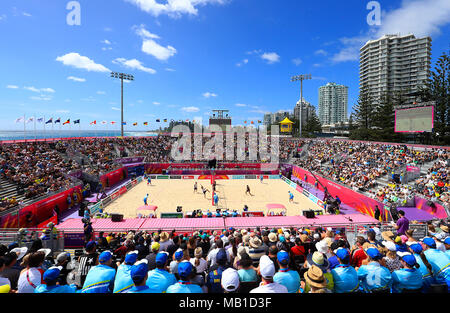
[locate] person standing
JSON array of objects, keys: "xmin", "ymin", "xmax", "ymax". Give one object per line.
[
  {"xmin": 394, "ymin": 210, "xmax": 409, "ymax": 236},
  {"xmin": 143, "ymin": 194, "xmax": 149, "ymax": 206}
]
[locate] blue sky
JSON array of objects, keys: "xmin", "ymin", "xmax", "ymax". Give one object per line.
[{"xmin": 1, "ymin": 0, "xmax": 450, "ymax": 131}]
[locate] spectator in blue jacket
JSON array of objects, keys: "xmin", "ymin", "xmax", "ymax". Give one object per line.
[
  {"xmin": 421, "ymin": 237, "xmax": 450, "ymax": 292},
  {"xmin": 35, "ymin": 267, "xmax": 77, "ymax": 293},
  {"xmin": 146, "ymin": 252, "xmax": 177, "ymax": 293},
  {"xmin": 273, "ymin": 250, "xmax": 301, "ymax": 293},
  {"xmin": 331, "ymin": 248, "xmax": 359, "ymax": 293},
  {"xmin": 391, "ymin": 252, "xmax": 423, "ymax": 293},
  {"xmin": 113, "ymin": 251, "xmax": 138, "ymax": 293},
  {"xmin": 357, "ymin": 247, "xmax": 392, "ymax": 293},
  {"xmin": 166, "ymin": 261, "xmax": 203, "ymax": 293},
  {"xmin": 128, "ymin": 260, "xmax": 154, "ymax": 293},
  {"xmin": 81, "ymin": 251, "xmax": 116, "ymax": 293}
]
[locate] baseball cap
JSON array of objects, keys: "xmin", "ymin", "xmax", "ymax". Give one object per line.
[
  {"xmin": 444, "ymin": 237, "xmax": 450, "ymax": 245},
  {"xmin": 277, "ymin": 250, "xmax": 289, "ymax": 265},
  {"xmin": 56, "ymin": 252, "xmax": 70, "ymax": 263},
  {"xmin": 365, "ymin": 247, "xmax": 381, "ymax": 260},
  {"xmin": 174, "ymin": 248, "xmax": 184, "ymax": 260},
  {"xmin": 130, "ymin": 259, "xmax": 148, "ymax": 282},
  {"xmin": 124, "ymin": 251, "xmax": 138, "ymax": 265},
  {"xmin": 43, "ymin": 266, "xmax": 63, "ymax": 283},
  {"xmin": 216, "ymin": 249, "xmax": 227, "ymax": 263},
  {"xmin": 334, "ymin": 247, "xmax": 349, "ymax": 260},
  {"xmin": 408, "ymin": 242, "xmax": 423, "ymax": 254},
  {"xmin": 397, "ymin": 252, "xmax": 417, "ymax": 267},
  {"xmin": 178, "ymin": 261, "xmax": 193, "ymax": 277},
  {"xmin": 259, "ymin": 255, "xmax": 275, "ymax": 279},
  {"xmin": 382, "ymin": 240, "xmax": 397, "ymax": 252},
  {"xmin": 155, "ymin": 252, "xmax": 169, "ymax": 266},
  {"xmin": 99, "ymin": 251, "xmax": 112, "ymax": 263},
  {"xmin": 151, "ymin": 242, "xmax": 160, "ymax": 251},
  {"xmin": 85, "ymin": 240, "xmax": 97, "ymax": 250},
  {"xmin": 221, "ymin": 268, "xmax": 240, "ymax": 292},
  {"xmin": 422, "ymin": 237, "xmax": 436, "ymax": 248}
]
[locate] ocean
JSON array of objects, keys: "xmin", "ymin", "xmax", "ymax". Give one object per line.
[{"xmin": 0, "ymin": 130, "xmax": 159, "ymax": 141}]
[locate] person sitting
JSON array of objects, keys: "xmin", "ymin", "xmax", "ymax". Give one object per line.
[
  {"xmin": 127, "ymin": 260, "xmax": 154, "ymax": 293},
  {"xmin": 34, "ymin": 267, "xmax": 77, "ymax": 293},
  {"xmin": 81, "ymin": 251, "xmax": 116, "ymax": 293},
  {"xmin": 331, "ymin": 248, "xmax": 359, "ymax": 293},
  {"xmin": 391, "ymin": 252, "xmax": 423, "ymax": 293},
  {"xmin": 357, "ymin": 247, "xmax": 392, "ymax": 293},
  {"xmin": 166, "ymin": 261, "xmax": 203, "ymax": 293},
  {"xmin": 146, "ymin": 252, "xmax": 177, "ymax": 293}
]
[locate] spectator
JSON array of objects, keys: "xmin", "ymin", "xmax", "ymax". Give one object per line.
[
  {"xmin": 0, "ymin": 252, "xmax": 19, "ymax": 291},
  {"xmin": 303, "ymin": 265, "xmax": 331, "ymax": 293},
  {"xmin": 146, "ymin": 252, "xmax": 177, "ymax": 293},
  {"xmin": 394, "ymin": 210, "xmax": 409, "ymax": 236},
  {"xmin": 237, "ymin": 253, "xmax": 258, "ymax": 284},
  {"xmin": 221, "ymin": 268, "xmax": 240, "ymax": 293},
  {"xmin": 17, "ymin": 251, "xmax": 45, "ymax": 293},
  {"xmin": 421, "ymin": 237, "xmax": 450, "ymax": 291},
  {"xmin": 159, "ymin": 232, "xmax": 172, "ymax": 252},
  {"xmin": 78, "ymin": 241, "xmax": 98, "ymax": 286},
  {"xmin": 273, "ymin": 250, "xmax": 301, "ymax": 293},
  {"xmin": 113, "ymin": 251, "xmax": 138, "ymax": 293},
  {"xmin": 170, "ymin": 248, "xmax": 184, "ymax": 280},
  {"xmin": 128, "ymin": 260, "xmax": 153, "ymax": 293},
  {"xmin": 350, "ymin": 236, "xmax": 367, "ymax": 269},
  {"xmin": 382, "ymin": 240, "xmax": 402, "ymax": 272},
  {"xmin": 34, "ymin": 266, "xmax": 77, "ymax": 293},
  {"xmin": 357, "ymin": 247, "xmax": 392, "ymax": 293},
  {"xmin": 250, "ymin": 255, "xmax": 288, "ymax": 293},
  {"xmin": 55, "ymin": 252, "xmax": 72, "ymax": 286},
  {"xmin": 206, "ymin": 249, "xmax": 228, "ymax": 293},
  {"xmin": 81, "ymin": 251, "xmax": 116, "ymax": 293},
  {"xmin": 190, "ymin": 247, "xmax": 207, "ymax": 282},
  {"xmin": 166, "ymin": 261, "xmax": 203, "ymax": 293},
  {"xmin": 248, "ymin": 237, "xmax": 265, "ymax": 267},
  {"xmin": 391, "ymin": 252, "xmax": 423, "ymax": 293},
  {"xmin": 145, "ymin": 242, "xmax": 160, "ymax": 271},
  {"xmin": 330, "ymin": 248, "xmax": 359, "ymax": 293},
  {"xmin": 406, "ymin": 242, "xmax": 436, "ymax": 293}
]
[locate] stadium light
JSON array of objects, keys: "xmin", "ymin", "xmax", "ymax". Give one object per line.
[
  {"xmin": 111, "ymin": 72, "xmax": 135, "ymax": 137},
  {"xmin": 291, "ymin": 74, "xmax": 311, "ymax": 138}
]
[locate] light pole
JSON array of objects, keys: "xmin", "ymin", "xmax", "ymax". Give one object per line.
[
  {"xmin": 111, "ymin": 72, "xmax": 134, "ymax": 137},
  {"xmin": 291, "ymin": 74, "xmax": 311, "ymax": 138}
]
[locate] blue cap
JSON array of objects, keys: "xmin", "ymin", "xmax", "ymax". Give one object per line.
[
  {"xmin": 400, "ymin": 253, "xmax": 417, "ymax": 267},
  {"xmin": 279, "ymin": 235, "xmax": 285, "ymax": 242},
  {"xmin": 409, "ymin": 243, "xmax": 423, "ymax": 254},
  {"xmin": 216, "ymin": 249, "xmax": 227, "ymax": 262},
  {"xmin": 174, "ymin": 249, "xmax": 184, "ymax": 260},
  {"xmin": 85, "ymin": 240, "xmax": 97, "ymax": 250},
  {"xmin": 130, "ymin": 260, "xmax": 148, "ymax": 281},
  {"xmin": 99, "ymin": 251, "xmax": 112, "ymax": 263},
  {"xmin": 422, "ymin": 237, "xmax": 436, "ymax": 248},
  {"xmin": 178, "ymin": 261, "xmax": 193, "ymax": 277},
  {"xmin": 277, "ymin": 250, "xmax": 289, "ymax": 265},
  {"xmin": 124, "ymin": 251, "xmax": 138, "ymax": 265},
  {"xmin": 335, "ymin": 230, "xmax": 341, "ymax": 235},
  {"xmin": 365, "ymin": 247, "xmax": 381, "ymax": 260},
  {"xmin": 335, "ymin": 248, "xmax": 349, "ymax": 260},
  {"xmin": 445, "ymin": 237, "xmax": 450, "ymax": 245},
  {"xmin": 155, "ymin": 252, "xmax": 168, "ymax": 266},
  {"xmin": 43, "ymin": 266, "xmax": 62, "ymax": 282}
]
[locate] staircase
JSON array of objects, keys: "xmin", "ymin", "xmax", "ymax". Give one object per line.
[{"xmin": 0, "ymin": 178, "xmax": 27, "ymax": 204}]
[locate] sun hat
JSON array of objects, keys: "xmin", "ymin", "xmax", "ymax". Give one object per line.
[
  {"xmin": 124, "ymin": 251, "xmax": 139, "ymax": 265},
  {"xmin": 300, "ymin": 234, "xmax": 309, "ymax": 243},
  {"xmin": 249, "ymin": 237, "xmax": 262, "ymax": 249},
  {"xmin": 381, "ymin": 231, "xmax": 395, "ymax": 242},
  {"xmin": 397, "ymin": 252, "xmax": 417, "ymax": 267},
  {"xmin": 304, "ymin": 265, "xmax": 327, "ymax": 288},
  {"xmin": 56, "ymin": 252, "xmax": 70, "ymax": 264},
  {"xmin": 98, "ymin": 251, "xmax": 112, "ymax": 263},
  {"xmin": 365, "ymin": 247, "xmax": 382, "ymax": 260},
  {"xmin": 315, "ymin": 240, "xmax": 329, "ymax": 255},
  {"xmin": 277, "ymin": 250, "xmax": 289, "ymax": 265},
  {"xmin": 221, "ymin": 268, "xmax": 240, "ymax": 292},
  {"xmin": 37, "ymin": 248, "xmax": 51, "ymax": 258},
  {"xmin": 194, "ymin": 247, "xmax": 203, "ymax": 258},
  {"xmin": 259, "ymin": 255, "xmax": 275, "ymax": 279},
  {"xmin": 241, "ymin": 229, "xmax": 248, "ymax": 236},
  {"xmin": 178, "ymin": 261, "xmax": 193, "ymax": 277},
  {"xmin": 160, "ymin": 232, "xmax": 169, "ymax": 242},
  {"xmin": 43, "ymin": 266, "xmax": 63, "ymax": 283},
  {"xmin": 382, "ymin": 240, "xmax": 397, "ymax": 252},
  {"xmin": 440, "ymin": 225, "xmax": 449, "ymax": 233},
  {"xmin": 174, "ymin": 248, "xmax": 184, "ymax": 261},
  {"xmin": 306, "ymin": 251, "xmax": 329, "ymax": 271},
  {"xmin": 334, "ymin": 248, "xmax": 349, "ymax": 260},
  {"xmin": 422, "ymin": 237, "xmax": 436, "ymax": 248},
  {"xmin": 151, "ymin": 242, "xmax": 160, "ymax": 251},
  {"xmin": 242, "ymin": 234, "xmax": 250, "ymax": 244},
  {"xmin": 155, "ymin": 252, "xmax": 169, "ymax": 266},
  {"xmin": 10, "ymin": 247, "xmax": 28, "ymax": 260},
  {"xmin": 268, "ymin": 233, "xmax": 278, "ymax": 243},
  {"xmin": 130, "ymin": 259, "xmax": 148, "ymax": 281},
  {"xmin": 313, "ymin": 233, "xmax": 320, "ymax": 240}
]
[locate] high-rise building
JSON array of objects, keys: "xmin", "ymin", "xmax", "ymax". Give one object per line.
[
  {"xmin": 359, "ymin": 34, "xmax": 431, "ymax": 105},
  {"xmin": 294, "ymin": 97, "xmax": 316, "ymax": 126},
  {"xmin": 318, "ymin": 82, "xmax": 348, "ymax": 125}
]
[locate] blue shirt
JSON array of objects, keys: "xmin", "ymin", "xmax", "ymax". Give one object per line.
[
  {"xmin": 166, "ymin": 281, "xmax": 204, "ymax": 293},
  {"xmin": 331, "ymin": 264, "xmax": 359, "ymax": 293},
  {"xmin": 357, "ymin": 262, "xmax": 392, "ymax": 292},
  {"xmin": 206, "ymin": 266, "xmax": 226, "ymax": 293},
  {"xmin": 146, "ymin": 268, "xmax": 177, "ymax": 293},
  {"xmin": 81, "ymin": 264, "xmax": 116, "ymax": 293},
  {"xmin": 273, "ymin": 268, "xmax": 301, "ymax": 293},
  {"xmin": 328, "ymin": 255, "xmax": 339, "ymax": 270},
  {"xmin": 113, "ymin": 264, "xmax": 134, "ymax": 293},
  {"xmin": 423, "ymin": 248, "xmax": 450, "ymax": 289},
  {"xmin": 237, "ymin": 269, "xmax": 258, "ymax": 282},
  {"xmin": 35, "ymin": 284, "xmax": 78, "ymax": 293},
  {"xmin": 128, "ymin": 285, "xmax": 156, "ymax": 293},
  {"xmin": 391, "ymin": 268, "xmax": 423, "ymax": 293},
  {"xmin": 414, "ymin": 253, "xmax": 437, "ymax": 293}
]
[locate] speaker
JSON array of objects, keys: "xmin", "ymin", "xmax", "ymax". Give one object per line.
[
  {"xmin": 78, "ymin": 208, "xmax": 84, "ymax": 217},
  {"xmin": 303, "ymin": 210, "xmax": 315, "ymax": 219},
  {"xmin": 111, "ymin": 213, "xmax": 123, "ymax": 222},
  {"xmin": 176, "ymin": 206, "xmax": 182, "ymax": 212}
]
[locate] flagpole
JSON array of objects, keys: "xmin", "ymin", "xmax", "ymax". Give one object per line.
[
  {"xmin": 23, "ymin": 113, "xmax": 26, "ymax": 142},
  {"xmin": 43, "ymin": 115, "xmax": 46, "ymax": 141},
  {"xmin": 34, "ymin": 115, "xmax": 36, "ymax": 141}
]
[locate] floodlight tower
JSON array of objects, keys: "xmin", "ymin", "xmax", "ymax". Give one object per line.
[
  {"xmin": 291, "ymin": 74, "xmax": 311, "ymax": 138},
  {"xmin": 111, "ymin": 72, "xmax": 134, "ymax": 137}
]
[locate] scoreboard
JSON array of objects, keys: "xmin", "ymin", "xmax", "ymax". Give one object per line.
[{"xmin": 394, "ymin": 106, "xmax": 434, "ymax": 133}]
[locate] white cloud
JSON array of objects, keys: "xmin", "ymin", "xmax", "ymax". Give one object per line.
[
  {"xmin": 236, "ymin": 59, "xmax": 249, "ymax": 67},
  {"xmin": 111, "ymin": 107, "xmax": 121, "ymax": 111},
  {"xmin": 142, "ymin": 39, "xmax": 177, "ymax": 61},
  {"xmin": 202, "ymin": 92, "xmax": 217, "ymax": 98},
  {"xmin": 67, "ymin": 76, "xmax": 86, "ymax": 82},
  {"xmin": 125, "ymin": 0, "xmax": 228, "ymax": 18},
  {"xmin": 40, "ymin": 88, "xmax": 55, "ymax": 93},
  {"xmin": 261, "ymin": 52, "xmax": 280, "ymax": 64},
  {"xmin": 153, "ymin": 101, "xmax": 161, "ymax": 105},
  {"xmin": 165, "ymin": 68, "xmax": 176, "ymax": 72},
  {"xmin": 101, "ymin": 39, "xmax": 112, "ymax": 45},
  {"xmin": 133, "ymin": 24, "xmax": 160, "ymax": 39},
  {"xmin": 24, "ymin": 86, "xmax": 40, "ymax": 93},
  {"xmin": 102, "ymin": 47, "xmax": 113, "ymax": 51},
  {"xmin": 23, "ymin": 12, "xmax": 32, "ymax": 17},
  {"xmin": 292, "ymin": 58, "xmax": 302, "ymax": 66},
  {"xmin": 6, "ymin": 85, "xmax": 19, "ymax": 89},
  {"xmin": 331, "ymin": 0, "xmax": 450, "ymax": 63},
  {"xmin": 97, "ymin": 91, "xmax": 106, "ymax": 95},
  {"xmin": 181, "ymin": 106, "xmax": 200, "ymax": 112},
  {"xmin": 30, "ymin": 95, "xmax": 52, "ymax": 101},
  {"xmin": 315, "ymin": 49, "xmax": 327, "ymax": 56},
  {"xmin": 235, "ymin": 103, "xmax": 247, "ymax": 107},
  {"xmin": 113, "ymin": 58, "xmax": 157, "ymax": 74},
  {"xmin": 24, "ymin": 86, "xmax": 55, "ymax": 93},
  {"xmin": 56, "ymin": 52, "xmax": 110, "ymax": 72}
]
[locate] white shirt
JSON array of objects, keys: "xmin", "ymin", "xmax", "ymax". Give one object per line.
[
  {"xmin": 250, "ymin": 282, "xmax": 289, "ymax": 293},
  {"xmin": 17, "ymin": 268, "xmax": 44, "ymax": 293},
  {"xmin": 189, "ymin": 258, "xmax": 208, "ymax": 273}
]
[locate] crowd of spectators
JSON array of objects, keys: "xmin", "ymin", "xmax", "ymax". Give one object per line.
[{"xmin": 1, "ymin": 217, "xmax": 449, "ymax": 294}]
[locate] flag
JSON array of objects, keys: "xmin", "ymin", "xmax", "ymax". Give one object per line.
[
  {"xmin": 143, "ymin": 122, "xmax": 148, "ymax": 126},
  {"xmin": 37, "ymin": 117, "xmax": 44, "ymax": 123},
  {"xmin": 163, "ymin": 119, "xmax": 167, "ymax": 122},
  {"xmin": 244, "ymin": 121, "xmax": 247, "ymax": 124},
  {"xmin": 251, "ymin": 121, "xmax": 254, "ymax": 124},
  {"xmin": 258, "ymin": 120, "xmax": 262, "ymax": 123},
  {"xmin": 26, "ymin": 117, "xmax": 34, "ymax": 124},
  {"xmin": 156, "ymin": 119, "xmax": 160, "ymax": 122},
  {"xmin": 45, "ymin": 118, "xmax": 53, "ymax": 124},
  {"xmin": 74, "ymin": 119, "xmax": 80, "ymax": 124},
  {"xmin": 122, "ymin": 122, "xmax": 127, "ymax": 125},
  {"xmin": 111, "ymin": 121, "xmax": 116, "ymax": 125},
  {"xmin": 133, "ymin": 122, "xmax": 137, "ymax": 126},
  {"xmin": 90, "ymin": 120, "xmax": 97, "ymax": 125},
  {"xmin": 101, "ymin": 121, "xmax": 107, "ymax": 125},
  {"xmin": 63, "ymin": 119, "xmax": 70, "ymax": 125},
  {"xmin": 186, "ymin": 119, "xmax": 189, "ymax": 122},
  {"xmin": 55, "ymin": 118, "xmax": 61, "ymax": 124},
  {"xmin": 15, "ymin": 116, "xmax": 24, "ymax": 123}
]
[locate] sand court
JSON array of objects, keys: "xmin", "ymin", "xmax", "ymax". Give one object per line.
[{"xmin": 103, "ymin": 178, "xmax": 324, "ymax": 218}]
